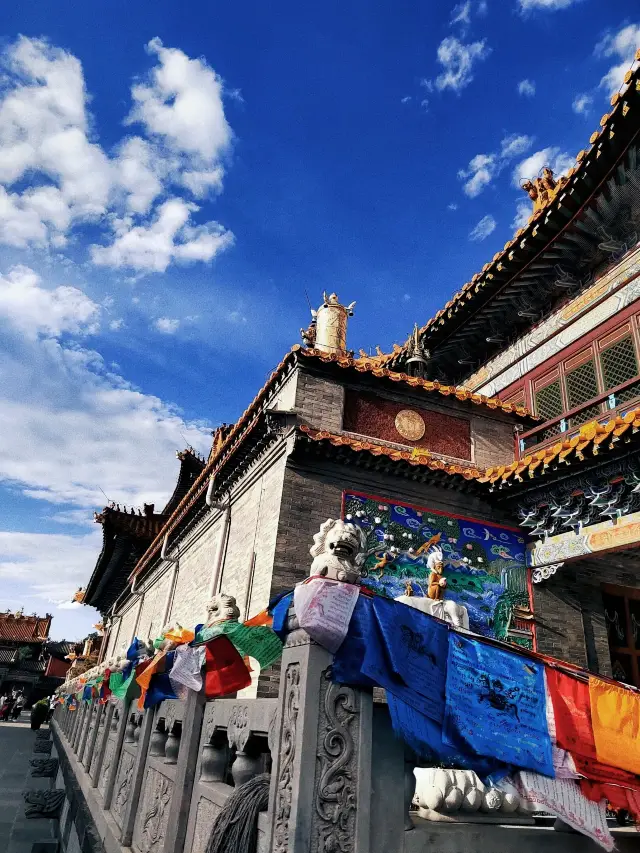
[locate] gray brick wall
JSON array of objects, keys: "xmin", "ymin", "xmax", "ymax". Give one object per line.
[
  {"xmin": 294, "ymin": 370, "xmax": 345, "ymax": 432},
  {"xmin": 532, "ymin": 554, "xmax": 640, "ymax": 674}
]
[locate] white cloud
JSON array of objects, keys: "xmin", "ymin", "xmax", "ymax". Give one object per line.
[
  {"xmin": 500, "ymin": 133, "xmax": 534, "ymax": 158},
  {"xmin": 434, "ymin": 37, "xmax": 491, "ymax": 93},
  {"xmin": 0, "ymin": 265, "xmax": 100, "ymax": 339},
  {"xmin": 0, "ymin": 264, "xmax": 212, "ymax": 630},
  {"xmin": 155, "ymin": 316, "xmax": 180, "ymax": 334},
  {"xmin": 572, "ymin": 93, "xmax": 593, "ymax": 115},
  {"xmin": 458, "ymin": 133, "xmax": 533, "ymax": 197},
  {"xmin": 469, "ymin": 214, "xmax": 496, "ymax": 241},
  {"xmin": 448, "ymin": 202, "xmax": 458, "ymax": 211},
  {"xmin": 459, "ymin": 153, "xmax": 496, "ymax": 197},
  {"xmin": 518, "ymin": 0, "xmax": 581, "ymax": 9},
  {"xmin": 517, "ymin": 79, "xmax": 536, "ymax": 97},
  {"xmin": 478, "ymin": 1, "xmax": 488, "ymax": 14},
  {"xmin": 450, "ymin": 2, "xmax": 472, "ymax": 26},
  {"xmin": 127, "ymin": 37, "xmax": 232, "ymax": 166},
  {"xmin": 109, "ymin": 318, "xmax": 124, "ymax": 331},
  {"xmin": 0, "ymin": 36, "xmax": 235, "ymax": 274},
  {"xmin": 0, "ymin": 266, "xmax": 210, "ymax": 510},
  {"xmin": 512, "ymin": 200, "xmax": 532, "ymax": 229},
  {"xmin": 400, "ymin": 95, "xmax": 412, "ymax": 104},
  {"xmin": 596, "ymin": 24, "xmax": 640, "ymax": 96},
  {"xmin": 90, "ymin": 198, "xmax": 233, "ymax": 272},
  {"xmin": 512, "ymin": 146, "xmax": 574, "ymax": 187}
]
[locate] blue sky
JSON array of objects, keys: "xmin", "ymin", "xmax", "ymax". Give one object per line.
[{"xmin": 0, "ymin": 0, "xmax": 637, "ymax": 640}]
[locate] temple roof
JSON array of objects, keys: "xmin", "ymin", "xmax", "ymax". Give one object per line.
[
  {"xmin": 83, "ymin": 448, "xmax": 206, "ymax": 613},
  {"xmin": 162, "ymin": 448, "xmax": 206, "ymax": 517},
  {"xmin": 0, "ymin": 612, "xmax": 51, "ymax": 643},
  {"xmin": 381, "ymin": 57, "xmax": 640, "ymax": 383}
]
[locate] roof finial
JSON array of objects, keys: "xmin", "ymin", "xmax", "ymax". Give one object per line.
[
  {"xmin": 405, "ymin": 323, "xmax": 430, "ymax": 379},
  {"xmin": 310, "ymin": 292, "xmax": 355, "ymax": 355},
  {"xmin": 521, "ymin": 166, "xmax": 567, "ymax": 221}
]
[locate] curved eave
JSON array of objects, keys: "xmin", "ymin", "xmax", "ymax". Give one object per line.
[{"xmin": 387, "ymin": 64, "xmax": 640, "ymax": 379}]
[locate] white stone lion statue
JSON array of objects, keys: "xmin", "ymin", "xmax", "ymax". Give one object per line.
[
  {"xmin": 204, "ymin": 593, "xmax": 241, "ymax": 627},
  {"xmin": 394, "ymin": 592, "xmax": 470, "ymax": 630},
  {"xmin": 310, "ymin": 519, "xmax": 368, "ymax": 584}
]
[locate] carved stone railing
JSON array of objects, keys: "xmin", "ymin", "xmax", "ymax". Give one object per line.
[{"xmin": 183, "ymin": 697, "xmax": 277, "ymax": 853}]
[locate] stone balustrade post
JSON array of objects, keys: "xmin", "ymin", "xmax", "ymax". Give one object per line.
[
  {"xmin": 267, "ymin": 624, "xmax": 373, "ymax": 853},
  {"xmin": 119, "ymin": 709, "xmax": 155, "ymax": 847},
  {"xmin": 91, "ymin": 702, "xmax": 114, "ymax": 787},
  {"xmin": 161, "ymin": 688, "xmax": 207, "ymax": 853},
  {"xmin": 102, "ymin": 698, "xmax": 133, "ymax": 810},
  {"xmin": 83, "ymin": 702, "xmax": 104, "ymax": 771}
]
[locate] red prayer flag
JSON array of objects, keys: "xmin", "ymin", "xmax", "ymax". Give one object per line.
[
  {"xmin": 204, "ymin": 635, "xmax": 251, "ymax": 698},
  {"xmin": 545, "ymin": 667, "xmax": 597, "ymax": 759}
]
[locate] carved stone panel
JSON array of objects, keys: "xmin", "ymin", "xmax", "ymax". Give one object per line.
[
  {"xmin": 133, "ymin": 767, "xmax": 174, "ymax": 853},
  {"xmin": 312, "ymin": 670, "xmax": 359, "ymax": 853},
  {"xmin": 227, "ymin": 704, "xmax": 249, "ymax": 752},
  {"xmin": 111, "ymin": 749, "xmax": 136, "ymax": 828},
  {"xmin": 192, "ymin": 797, "xmax": 219, "ymax": 853},
  {"xmin": 98, "ymin": 735, "xmax": 116, "ymax": 799},
  {"xmin": 273, "ymin": 663, "xmax": 300, "ymax": 853}
]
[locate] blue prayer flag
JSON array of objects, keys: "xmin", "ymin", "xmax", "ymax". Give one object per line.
[
  {"xmin": 387, "ymin": 694, "xmax": 509, "ymax": 780},
  {"xmin": 332, "ymin": 596, "xmax": 377, "ymax": 687},
  {"xmin": 362, "ymin": 596, "xmax": 447, "ymax": 722},
  {"xmin": 270, "ymin": 592, "xmax": 293, "ymax": 642},
  {"xmin": 443, "ymin": 634, "xmax": 553, "ymax": 777},
  {"xmin": 144, "ymin": 652, "xmax": 178, "ymax": 709}
]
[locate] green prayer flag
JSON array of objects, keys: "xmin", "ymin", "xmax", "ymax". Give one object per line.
[{"xmin": 196, "ymin": 621, "xmax": 282, "ymax": 668}]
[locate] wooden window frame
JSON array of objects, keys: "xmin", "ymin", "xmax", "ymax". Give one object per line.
[{"xmin": 602, "ymin": 582, "xmax": 640, "ymax": 688}]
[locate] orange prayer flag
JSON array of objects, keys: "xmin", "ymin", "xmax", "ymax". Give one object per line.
[
  {"xmin": 135, "ymin": 657, "xmax": 158, "ymax": 710},
  {"xmin": 244, "ymin": 609, "xmax": 272, "ymax": 628},
  {"xmin": 590, "ymin": 676, "xmax": 640, "ymax": 775}
]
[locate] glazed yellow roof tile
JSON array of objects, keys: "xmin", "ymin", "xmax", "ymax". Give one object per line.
[
  {"xmin": 298, "ymin": 348, "xmax": 536, "ymax": 418},
  {"xmin": 480, "ymin": 408, "xmax": 640, "ymax": 485},
  {"xmin": 299, "ymin": 425, "xmax": 484, "ymax": 480}
]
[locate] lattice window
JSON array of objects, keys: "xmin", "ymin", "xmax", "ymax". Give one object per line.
[
  {"xmin": 601, "ymin": 336, "xmax": 639, "ymax": 394},
  {"xmin": 569, "ymin": 403, "xmax": 602, "ymax": 427},
  {"xmin": 534, "ymin": 380, "xmax": 563, "ymax": 421},
  {"xmin": 565, "ymin": 359, "xmax": 599, "ymax": 409}
]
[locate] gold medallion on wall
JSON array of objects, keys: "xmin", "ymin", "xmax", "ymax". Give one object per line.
[{"xmin": 395, "ymin": 409, "xmax": 426, "ymax": 442}]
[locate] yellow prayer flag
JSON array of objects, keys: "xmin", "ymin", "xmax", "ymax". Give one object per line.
[{"xmin": 590, "ymin": 676, "xmax": 640, "ymax": 774}]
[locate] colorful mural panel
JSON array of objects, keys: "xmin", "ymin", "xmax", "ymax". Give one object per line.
[{"xmin": 343, "ymin": 492, "xmax": 534, "ymax": 649}]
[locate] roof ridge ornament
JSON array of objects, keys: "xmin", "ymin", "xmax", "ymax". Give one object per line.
[{"xmin": 521, "ymin": 167, "xmax": 568, "ymax": 222}]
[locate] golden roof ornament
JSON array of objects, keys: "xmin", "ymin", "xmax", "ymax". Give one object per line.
[
  {"xmin": 405, "ymin": 323, "xmax": 430, "ymax": 378},
  {"xmin": 521, "ymin": 167, "xmax": 568, "ymax": 221},
  {"xmin": 312, "ymin": 292, "xmax": 355, "ymax": 355}
]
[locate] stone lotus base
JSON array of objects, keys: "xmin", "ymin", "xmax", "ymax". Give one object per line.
[{"xmin": 417, "ymin": 806, "xmax": 535, "ymax": 825}]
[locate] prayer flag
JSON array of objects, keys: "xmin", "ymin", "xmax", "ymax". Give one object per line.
[
  {"xmin": 545, "ymin": 668, "xmax": 597, "ymax": 759},
  {"xmin": 294, "ymin": 579, "xmax": 360, "ymax": 653},
  {"xmin": 170, "ymin": 645, "xmax": 205, "ymax": 698},
  {"xmin": 136, "ymin": 653, "xmax": 167, "ymax": 709},
  {"xmin": 332, "ymin": 596, "xmax": 377, "ymax": 688},
  {"xmin": 387, "ymin": 694, "xmax": 509, "ymax": 779},
  {"xmin": 444, "ymin": 634, "xmax": 553, "ymax": 777},
  {"xmin": 511, "ymin": 772, "xmax": 613, "ymax": 851},
  {"xmin": 590, "ymin": 676, "xmax": 640, "ymax": 775},
  {"xmin": 144, "ymin": 652, "xmax": 178, "ymax": 708},
  {"xmin": 204, "ymin": 635, "xmax": 251, "ymax": 698},
  {"xmin": 362, "ymin": 595, "xmax": 448, "ymax": 723},
  {"xmin": 244, "ymin": 609, "xmax": 273, "ymax": 627},
  {"xmin": 270, "ymin": 592, "xmax": 293, "ymax": 642}
]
